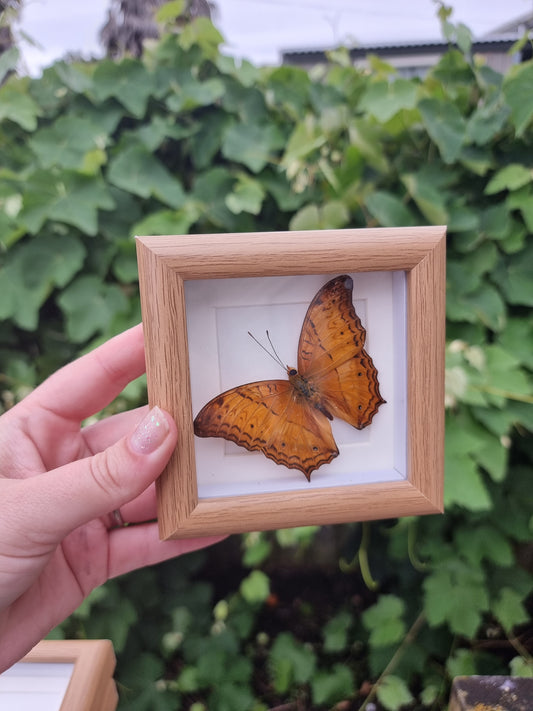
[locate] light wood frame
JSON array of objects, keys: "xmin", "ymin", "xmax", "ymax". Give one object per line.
[
  {"xmin": 19, "ymin": 640, "xmax": 117, "ymax": 711},
  {"xmin": 136, "ymin": 227, "xmax": 446, "ymax": 540}
]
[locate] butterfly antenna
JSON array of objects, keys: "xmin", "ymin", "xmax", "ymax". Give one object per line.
[
  {"xmin": 266, "ymin": 330, "xmax": 286, "ymax": 368},
  {"xmin": 247, "ymin": 330, "xmax": 286, "ymax": 370}
]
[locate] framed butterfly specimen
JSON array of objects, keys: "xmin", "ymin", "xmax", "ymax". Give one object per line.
[{"xmin": 136, "ymin": 227, "xmax": 445, "ymax": 540}]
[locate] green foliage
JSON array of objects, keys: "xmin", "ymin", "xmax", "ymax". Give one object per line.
[{"xmin": 2, "ymin": 6, "xmax": 532, "ymax": 710}]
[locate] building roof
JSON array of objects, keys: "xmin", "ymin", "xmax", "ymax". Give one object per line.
[
  {"xmin": 282, "ymin": 36, "xmax": 518, "ymax": 65},
  {"xmin": 487, "ymin": 10, "xmax": 533, "ymax": 35}
]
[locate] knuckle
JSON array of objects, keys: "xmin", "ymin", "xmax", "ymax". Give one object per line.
[{"xmin": 87, "ymin": 447, "xmax": 124, "ymax": 499}]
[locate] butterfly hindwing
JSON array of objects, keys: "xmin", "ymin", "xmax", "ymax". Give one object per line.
[
  {"xmin": 193, "ymin": 380, "xmax": 338, "ymax": 479},
  {"xmin": 297, "ymin": 275, "xmax": 385, "ymax": 429}
]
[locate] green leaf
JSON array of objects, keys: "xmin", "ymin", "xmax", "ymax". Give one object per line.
[
  {"xmin": 225, "ymin": 174, "xmax": 266, "ymax": 215},
  {"xmin": 485, "ymin": 164, "xmax": 532, "ymax": 195},
  {"xmin": 401, "ymin": 172, "xmax": 448, "ymax": 224},
  {"xmin": 507, "ymin": 185, "xmax": 533, "ymax": 232},
  {"xmin": 108, "ymin": 145, "xmax": 185, "ymax": 208},
  {"xmin": 359, "ymin": 79, "xmax": 418, "ymax": 122},
  {"xmin": 311, "ymin": 664, "xmax": 354, "ymax": 706},
  {"xmin": 269, "ymin": 633, "xmax": 316, "ymax": 693},
  {"xmin": 492, "ymin": 587, "xmax": 529, "ymax": 632},
  {"xmin": 30, "ymin": 115, "xmax": 112, "ymax": 170},
  {"xmin": 208, "ymin": 682, "xmax": 255, "ymax": 711},
  {"xmin": 466, "ymin": 96, "xmax": 510, "ymax": 145},
  {"xmin": 0, "ymin": 47, "xmax": 19, "ymax": 84},
  {"xmin": 0, "ymin": 234, "xmax": 86, "ymax": 330},
  {"xmin": 420, "ymin": 683, "xmax": 440, "ymax": 705},
  {"xmin": 446, "ymin": 282, "xmax": 506, "ymax": 331},
  {"xmin": 289, "ymin": 201, "xmax": 349, "ymax": 231},
  {"xmin": 20, "ymin": 170, "xmax": 115, "ymax": 235},
  {"xmin": 348, "ymin": 118, "xmax": 389, "ymax": 174},
  {"xmin": 418, "ymin": 98, "xmax": 467, "ymax": 164},
  {"xmin": 447, "ymin": 242, "xmax": 498, "ymax": 295},
  {"xmin": 510, "ymin": 656, "xmax": 533, "ymax": 678},
  {"xmin": 480, "ymin": 202, "xmax": 512, "ymax": 241},
  {"xmin": 365, "ymin": 191, "xmax": 418, "ymax": 226},
  {"xmin": 119, "ymin": 650, "xmax": 164, "ymax": 688},
  {"xmin": 473, "ymin": 434, "xmax": 508, "ymax": 482},
  {"xmin": 323, "ymin": 611, "xmax": 352, "ymax": 653},
  {"xmin": 447, "ymin": 204, "xmax": 479, "ymax": 233},
  {"xmin": 177, "ymin": 665, "xmax": 200, "ymax": 692},
  {"xmin": 267, "ymin": 64, "xmax": 313, "ymax": 118},
  {"xmin": 454, "ymin": 525, "xmax": 513, "ymax": 567},
  {"xmin": 222, "ymin": 122, "xmax": 285, "ymax": 173},
  {"xmin": 0, "ymin": 81, "xmax": 41, "ymax": 130},
  {"xmin": 423, "ymin": 559, "xmax": 489, "ymax": 637},
  {"xmin": 376, "ymin": 675, "xmax": 414, "ymax": 711},
  {"xmin": 178, "ymin": 17, "xmax": 224, "ymax": 56},
  {"xmin": 191, "ymin": 166, "xmax": 244, "ymax": 230},
  {"xmin": 482, "ymin": 344, "xmax": 532, "ymax": 403},
  {"xmin": 53, "ymin": 61, "xmax": 94, "ymax": 93},
  {"xmin": 444, "ymin": 411, "xmax": 492, "ymax": 511},
  {"xmin": 155, "ymin": 0, "xmax": 186, "ymax": 22},
  {"xmin": 166, "ymin": 77, "xmax": 225, "ymax": 112},
  {"xmin": 112, "ymin": 241, "xmax": 138, "ymax": 283},
  {"xmin": 498, "ymin": 318, "xmax": 533, "ymax": 370},
  {"xmin": 132, "ymin": 204, "xmax": 200, "ymax": 237},
  {"xmin": 493, "ymin": 246, "xmax": 533, "ymax": 307},
  {"xmin": 92, "ymin": 59, "xmax": 152, "ymax": 118},
  {"xmin": 460, "ymin": 145, "xmax": 493, "ymax": 176},
  {"xmin": 503, "ymin": 60, "xmax": 533, "ymax": 135},
  {"xmin": 239, "ymin": 570, "xmax": 270, "ymax": 604},
  {"xmin": 445, "ymin": 452, "xmax": 492, "ymax": 511},
  {"xmin": 446, "ymin": 648, "xmax": 477, "ymax": 678},
  {"xmin": 362, "ymin": 595, "xmax": 406, "ymax": 647},
  {"xmin": 133, "ymin": 114, "xmax": 194, "ymax": 152},
  {"xmin": 57, "ymin": 275, "xmax": 129, "ymax": 342},
  {"xmin": 242, "ymin": 532, "xmax": 272, "ymax": 568}
]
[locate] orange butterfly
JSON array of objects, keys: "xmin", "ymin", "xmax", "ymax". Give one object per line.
[{"xmin": 193, "ymin": 275, "xmax": 385, "ymax": 481}]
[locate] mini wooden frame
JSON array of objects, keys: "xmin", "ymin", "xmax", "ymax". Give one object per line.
[
  {"xmin": 1, "ymin": 640, "xmax": 118, "ymax": 711},
  {"xmin": 136, "ymin": 227, "xmax": 446, "ymax": 540}
]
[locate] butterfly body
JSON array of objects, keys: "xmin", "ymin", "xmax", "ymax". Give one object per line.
[
  {"xmin": 287, "ymin": 367, "xmax": 334, "ymax": 421},
  {"xmin": 194, "ymin": 275, "xmax": 385, "ymax": 481}
]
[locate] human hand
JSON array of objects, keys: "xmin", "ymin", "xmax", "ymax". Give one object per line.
[{"xmin": 0, "ymin": 324, "xmax": 224, "ymax": 672}]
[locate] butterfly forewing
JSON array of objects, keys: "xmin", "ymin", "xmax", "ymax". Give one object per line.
[{"xmin": 297, "ymin": 275, "xmax": 385, "ymax": 429}]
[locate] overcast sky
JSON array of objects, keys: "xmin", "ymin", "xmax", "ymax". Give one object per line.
[{"xmin": 17, "ymin": 0, "xmax": 533, "ymax": 73}]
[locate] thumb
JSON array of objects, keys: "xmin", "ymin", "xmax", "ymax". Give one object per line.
[{"xmin": 28, "ymin": 406, "xmax": 177, "ymax": 539}]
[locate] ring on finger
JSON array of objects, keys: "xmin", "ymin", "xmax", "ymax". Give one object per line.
[{"xmin": 111, "ymin": 508, "xmax": 127, "ymax": 528}]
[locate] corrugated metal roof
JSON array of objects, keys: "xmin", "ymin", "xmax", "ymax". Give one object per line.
[{"xmin": 282, "ymin": 35, "xmax": 519, "ymax": 64}]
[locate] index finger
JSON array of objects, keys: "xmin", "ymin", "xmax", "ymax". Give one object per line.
[{"xmin": 30, "ymin": 324, "xmax": 146, "ymax": 422}]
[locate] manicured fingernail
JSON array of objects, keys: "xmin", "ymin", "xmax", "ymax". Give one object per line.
[{"xmin": 130, "ymin": 406, "xmax": 169, "ymax": 454}]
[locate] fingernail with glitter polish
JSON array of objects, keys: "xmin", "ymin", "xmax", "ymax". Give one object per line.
[{"xmin": 130, "ymin": 406, "xmax": 170, "ymax": 454}]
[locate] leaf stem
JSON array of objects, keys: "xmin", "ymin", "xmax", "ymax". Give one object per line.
[
  {"xmin": 359, "ymin": 611, "xmax": 426, "ymax": 711},
  {"xmin": 359, "ymin": 522, "xmax": 379, "ymax": 591},
  {"xmin": 470, "ymin": 384, "xmax": 533, "ymax": 404}
]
